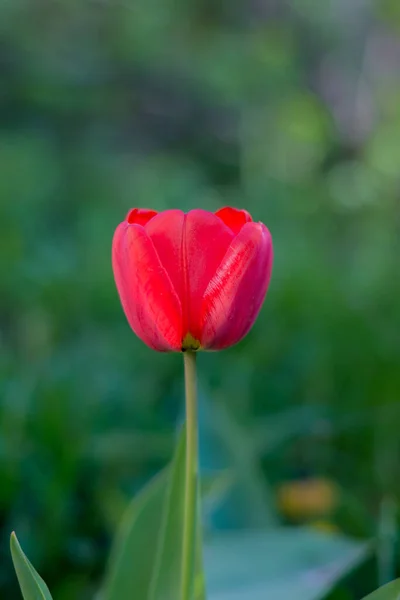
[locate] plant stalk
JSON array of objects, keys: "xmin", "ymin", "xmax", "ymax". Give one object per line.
[{"xmin": 181, "ymin": 350, "xmax": 198, "ymax": 600}]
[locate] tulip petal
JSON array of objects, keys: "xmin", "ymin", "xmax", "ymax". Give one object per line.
[
  {"xmin": 184, "ymin": 210, "xmax": 235, "ymax": 339},
  {"xmin": 215, "ymin": 207, "xmax": 253, "ymax": 235},
  {"xmin": 112, "ymin": 222, "xmax": 182, "ymax": 351},
  {"xmin": 144, "ymin": 210, "xmax": 186, "ymax": 307},
  {"xmin": 200, "ymin": 222, "xmax": 273, "ymax": 349},
  {"xmin": 146, "ymin": 209, "xmax": 234, "ymax": 342},
  {"xmin": 126, "ymin": 208, "xmax": 158, "ymax": 226}
]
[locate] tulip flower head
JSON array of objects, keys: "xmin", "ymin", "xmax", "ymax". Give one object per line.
[{"xmin": 112, "ymin": 207, "xmax": 273, "ymax": 352}]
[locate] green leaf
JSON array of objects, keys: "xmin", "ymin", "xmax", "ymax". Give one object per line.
[
  {"xmin": 149, "ymin": 429, "xmax": 196, "ymax": 600},
  {"xmin": 204, "ymin": 528, "xmax": 370, "ymax": 600},
  {"xmin": 102, "ymin": 429, "xmax": 206, "ymax": 600},
  {"xmin": 10, "ymin": 532, "xmax": 53, "ymax": 600},
  {"xmin": 201, "ymin": 392, "xmax": 277, "ymax": 528},
  {"xmin": 361, "ymin": 580, "xmax": 400, "ymax": 600},
  {"xmin": 201, "ymin": 471, "xmax": 233, "ymax": 512},
  {"xmin": 101, "ymin": 469, "xmax": 169, "ymax": 600}
]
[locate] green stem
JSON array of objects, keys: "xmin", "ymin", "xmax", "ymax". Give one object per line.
[{"xmin": 181, "ymin": 351, "xmax": 198, "ymax": 600}]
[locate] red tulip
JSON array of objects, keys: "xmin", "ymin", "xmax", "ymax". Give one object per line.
[{"xmin": 112, "ymin": 207, "xmax": 273, "ymax": 352}]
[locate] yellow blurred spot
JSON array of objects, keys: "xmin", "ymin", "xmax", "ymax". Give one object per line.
[
  {"xmin": 309, "ymin": 520, "xmax": 339, "ymax": 535},
  {"xmin": 277, "ymin": 478, "xmax": 339, "ymax": 520}
]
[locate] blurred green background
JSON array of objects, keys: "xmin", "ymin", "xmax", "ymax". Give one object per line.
[{"xmin": 1, "ymin": 0, "xmax": 400, "ymax": 598}]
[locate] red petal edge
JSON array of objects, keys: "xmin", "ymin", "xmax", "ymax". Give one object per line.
[
  {"xmin": 126, "ymin": 208, "xmax": 158, "ymax": 226},
  {"xmin": 215, "ymin": 207, "xmax": 253, "ymax": 235}
]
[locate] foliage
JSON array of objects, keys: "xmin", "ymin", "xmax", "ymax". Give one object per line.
[{"xmin": 1, "ymin": 0, "xmax": 400, "ymax": 598}]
